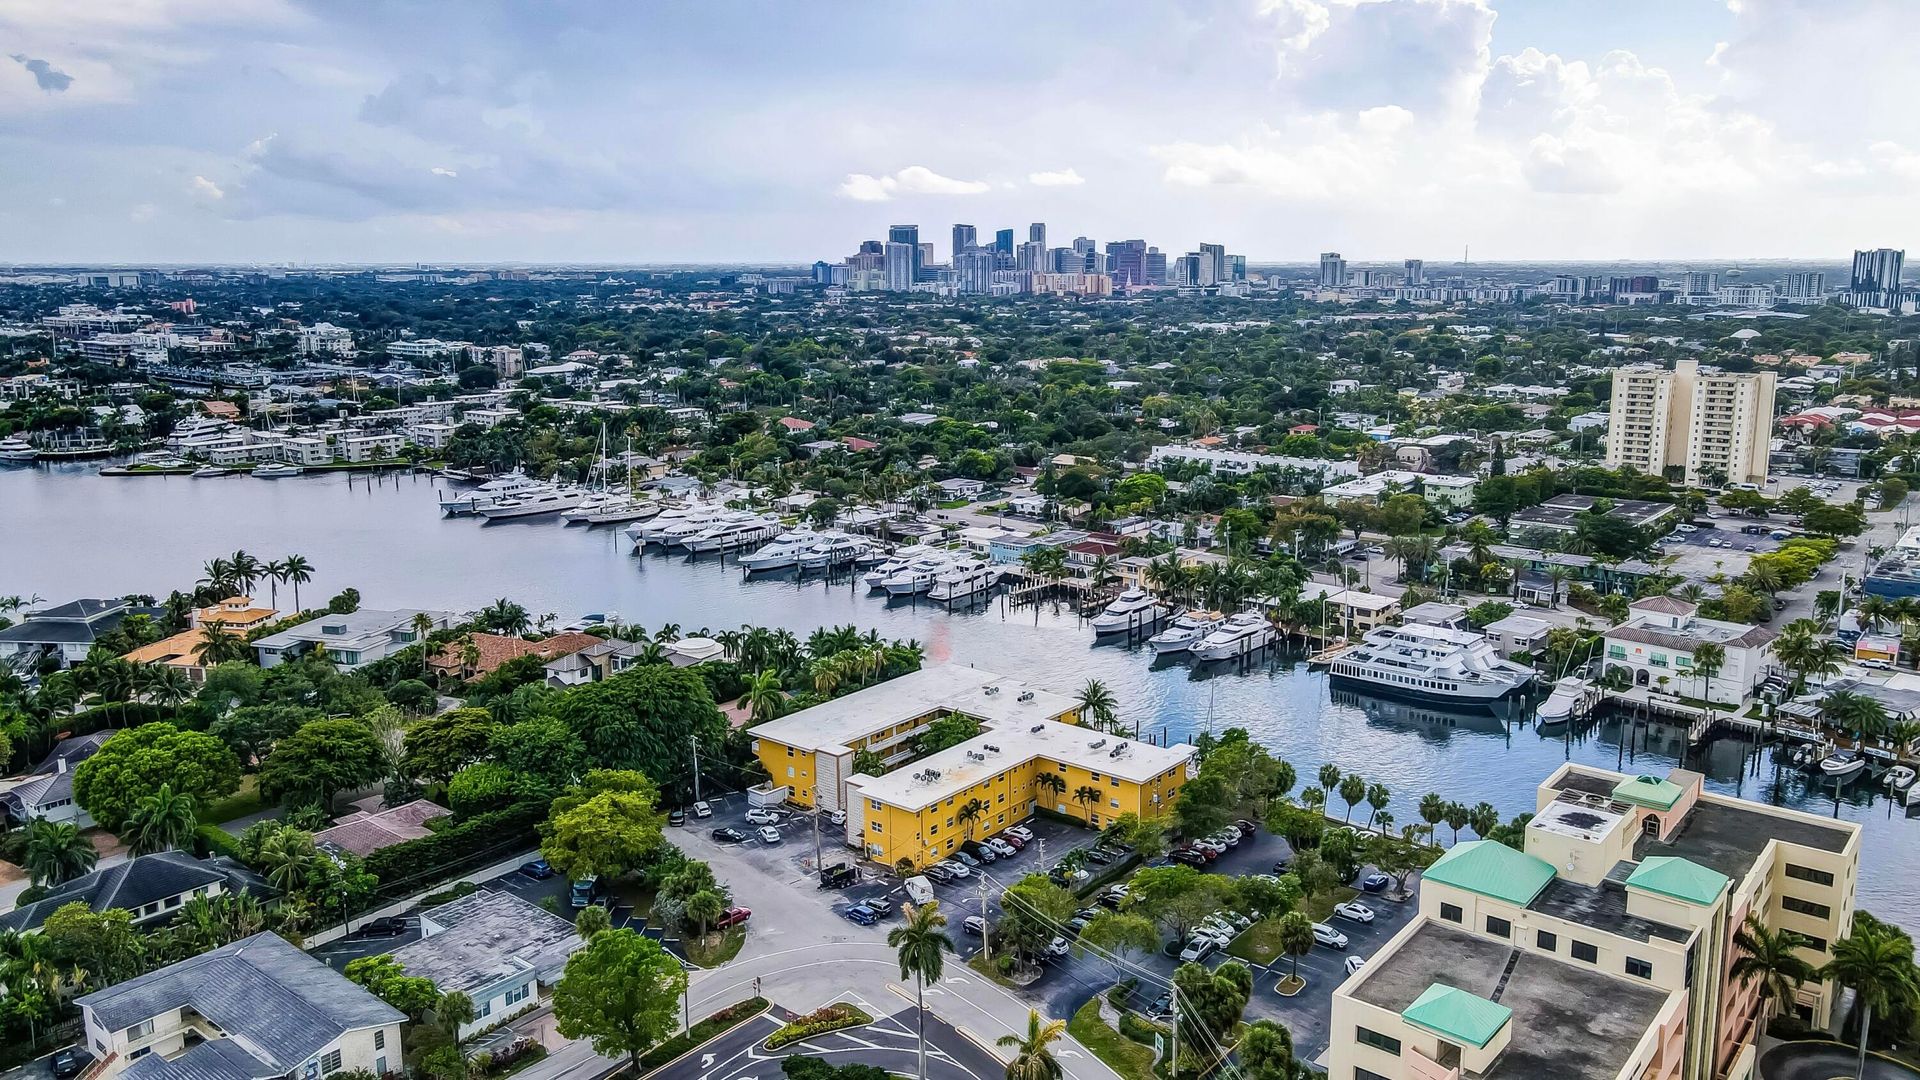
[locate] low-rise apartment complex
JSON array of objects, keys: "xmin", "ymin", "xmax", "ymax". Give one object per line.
[{"xmin": 1328, "ymin": 763, "xmax": 1858, "ymax": 1080}]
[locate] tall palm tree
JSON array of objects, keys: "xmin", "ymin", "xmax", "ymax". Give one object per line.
[
  {"xmin": 126, "ymin": 783, "xmax": 198, "ymax": 854},
  {"xmin": 998, "ymin": 1010, "xmax": 1067, "ymax": 1080},
  {"xmin": 957, "ymin": 799, "xmax": 984, "ymax": 840},
  {"xmin": 410, "ymin": 612, "xmax": 435, "ymax": 675},
  {"xmin": 1730, "ymin": 914, "xmax": 1815, "ymax": 1026},
  {"xmin": 1034, "ymin": 772, "xmax": 1067, "ymax": 807},
  {"xmin": 228, "ymin": 551, "xmax": 264, "ymax": 595},
  {"xmin": 23, "ymin": 819, "xmax": 98, "ymax": 886},
  {"xmin": 1076, "ymin": 680, "xmax": 1118, "ymax": 733},
  {"xmin": 140, "ymin": 664, "xmax": 194, "ymax": 710},
  {"xmin": 196, "ymin": 624, "xmax": 251, "ymax": 666},
  {"xmin": 1316, "ymin": 763, "xmax": 1341, "ymax": 804},
  {"xmin": 1820, "ymin": 927, "xmax": 1919, "ymax": 1080},
  {"xmin": 280, "ymin": 554, "xmax": 314, "ymax": 611},
  {"xmin": 1086, "ymin": 555, "xmax": 1116, "ymax": 588},
  {"xmin": 263, "ymin": 559, "xmax": 290, "ymax": 610},
  {"xmin": 1689, "ymin": 642, "xmax": 1726, "ymax": 703},
  {"xmin": 888, "ymin": 901, "xmax": 953, "ymax": 1080},
  {"xmin": 1071, "ymin": 785, "xmax": 1103, "ymax": 822},
  {"xmin": 737, "ymin": 669, "xmax": 786, "ymax": 724},
  {"xmin": 199, "ymin": 556, "xmax": 235, "ymax": 598}
]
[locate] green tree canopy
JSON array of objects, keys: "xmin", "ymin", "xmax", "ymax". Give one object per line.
[
  {"xmin": 73, "ymin": 722, "xmax": 240, "ymax": 831},
  {"xmin": 553, "ymin": 665, "xmax": 727, "ymax": 797},
  {"xmin": 551, "ymin": 929, "xmax": 688, "ymax": 1073},
  {"xmin": 258, "ymin": 716, "xmax": 387, "ymax": 810}
]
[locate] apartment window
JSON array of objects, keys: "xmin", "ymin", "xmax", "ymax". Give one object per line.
[
  {"xmin": 1110, "ymin": 799, "xmax": 1120, "ymax": 809},
  {"xmin": 1625, "ymin": 957, "xmax": 1653, "ymax": 980},
  {"xmin": 477, "ymin": 999, "xmax": 492, "ymax": 1018},
  {"xmin": 129, "ymin": 1049, "xmax": 150, "ymax": 1061},
  {"xmin": 1355, "ymin": 1027, "xmax": 1402, "ymax": 1056},
  {"xmin": 870, "ymin": 822, "xmax": 882, "ymax": 833},
  {"xmin": 1797, "ymin": 933, "xmax": 1829, "ymax": 953},
  {"xmin": 1440, "ymin": 903, "xmax": 1463, "ymax": 924},
  {"xmin": 322, "ymin": 1051, "xmax": 343, "ymax": 1074},
  {"xmin": 374, "ymin": 1031, "xmax": 385, "ymax": 1051},
  {"xmin": 1785, "ymin": 864, "xmax": 1835, "ymax": 888},
  {"xmin": 1536, "ymin": 930, "xmax": 1557, "ymax": 952},
  {"xmin": 1782, "ymin": 896, "xmax": 1832, "ymax": 919},
  {"xmin": 1607, "ymin": 645, "xmax": 1626, "ymax": 659},
  {"xmin": 506, "ymin": 984, "xmax": 531, "ymax": 1006},
  {"xmin": 1572, "ymin": 941, "xmax": 1598, "ymax": 963},
  {"xmin": 127, "ymin": 1020, "xmax": 154, "ymax": 1040},
  {"xmin": 1486, "ymin": 915, "xmax": 1511, "ymax": 939}
]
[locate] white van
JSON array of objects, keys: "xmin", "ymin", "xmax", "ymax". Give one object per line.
[{"xmin": 905, "ymin": 875, "xmax": 936, "ymax": 906}]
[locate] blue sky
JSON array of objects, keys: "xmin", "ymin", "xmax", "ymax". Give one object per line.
[{"xmin": 1, "ymin": 0, "xmax": 1913, "ymax": 264}]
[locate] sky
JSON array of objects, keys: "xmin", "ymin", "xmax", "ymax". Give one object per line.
[{"xmin": 1, "ymin": 0, "xmax": 1916, "ymax": 265}]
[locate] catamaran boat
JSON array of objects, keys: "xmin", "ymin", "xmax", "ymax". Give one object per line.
[
  {"xmin": 882, "ymin": 552, "xmax": 962, "ymax": 596},
  {"xmin": 1191, "ymin": 613, "xmax": 1278, "ymax": 662},
  {"xmin": 738, "ymin": 530, "xmax": 818, "ymax": 571},
  {"xmin": 192, "ymin": 465, "xmax": 237, "ymax": 477},
  {"xmin": 441, "ymin": 471, "xmax": 544, "ymax": 515},
  {"xmin": 477, "ymin": 485, "xmax": 586, "ymax": 520},
  {"xmin": 685, "ymin": 514, "xmax": 783, "ymax": 554},
  {"xmin": 1090, "ymin": 589, "xmax": 1170, "ymax": 634},
  {"xmin": 252, "ymin": 462, "xmax": 304, "ymax": 478},
  {"xmin": 1818, "ymin": 749, "xmax": 1867, "ymax": 779},
  {"xmin": 1148, "ymin": 611, "xmax": 1224, "ymax": 656},
  {"xmin": 1325, "ymin": 624, "xmax": 1535, "ymax": 703},
  {"xmin": 927, "ymin": 561, "xmax": 1002, "ymax": 603},
  {"xmin": 798, "ymin": 533, "xmax": 874, "ymax": 571},
  {"xmin": 0, "ymin": 437, "xmax": 39, "ymax": 461}
]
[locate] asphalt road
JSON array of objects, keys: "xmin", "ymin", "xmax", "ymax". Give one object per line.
[{"xmin": 652, "ymin": 1006, "xmax": 1004, "ymax": 1080}]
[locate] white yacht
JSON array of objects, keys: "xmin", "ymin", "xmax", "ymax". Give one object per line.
[
  {"xmin": 1818, "ymin": 749, "xmax": 1867, "ymax": 779},
  {"xmin": 660, "ymin": 509, "xmax": 751, "ymax": 549},
  {"xmin": 192, "ymin": 465, "xmax": 236, "ymax": 477},
  {"xmin": 882, "ymin": 552, "xmax": 961, "ymax": 596},
  {"xmin": 628, "ymin": 503, "xmax": 708, "ymax": 545},
  {"xmin": 1326, "ymin": 623, "xmax": 1534, "ymax": 703},
  {"xmin": 798, "ymin": 533, "xmax": 873, "ymax": 571},
  {"xmin": 477, "ymin": 485, "xmax": 586, "ymax": 520},
  {"xmin": 561, "ymin": 493, "xmax": 624, "ymax": 524},
  {"xmin": 686, "ymin": 514, "xmax": 783, "ymax": 554},
  {"xmin": 1534, "ymin": 677, "xmax": 1596, "ymax": 726},
  {"xmin": 252, "ymin": 462, "xmax": 303, "ymax": 478},
  {"xmin": 1090, "ymin": 589, "xmax": 1170, "ymax": 634},
  {"xmin": 927, "ymin": 561, "xmax": 1002, "ymax": 603},
  {"xmin": 1147, "ymin": 611, "xmax": 1224, "ymax": 656},
  {"xmin": 0, "ymin": 437, "xmax": 38, "ymax": 461},
  {"xmin": 579, "ymin": 496, "xmax": 661, "ymax": 526},
  {"xmin": 1191, "ymin": 613, "xmax": 1277, "ymax": 662},
  {"xmin": 441, "ymin": 471, "xmax": 543, "ymax": 515},
  {"xmin": 865, "ymin": 549, "xmax": 949, "ymax": 589},
  {"xmin": 739, "ymin": 530, "xmax": 818, "ymax": 571}
]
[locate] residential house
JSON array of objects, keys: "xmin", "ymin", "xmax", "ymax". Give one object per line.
[
  {"xmin": 542, "ymin": 637, "xmax": 651, "ymax": 686},
  {"xmin": 313, "ymin": 798, "xmax": 451, "ymax": 858},
  {"xmin": 428, "ymin": 631, "xmax": 602, "ymax": 681},
  {"xmin": 1400, "ymin": 602, "xmax": 1468, "ymax": 631},
  {"xmin": 75, "ymin": 932, "xmax": 405, "ymax": 1080},
  {"xmin": 933, "ymin": 477, "xmax": 988, "ymax": 500},
  {"xmin": 0, "ymin": 731, "xmax": 113, "ymax": 827},
  {"xmin": 0, "ymin": 598, "xmax": 169, "ymax": 670},
  {"xmin": 252, "ymin": 608, "xmax": 457, "ymax": 670},
  {"xmin": 1313, "ymin": 589, "xmax": 1402, "ymax": 635},
  {"xmin": 1603, "ymin": 596, "xmax": 1776, "ymax": 705},
  {"xmin": 389, "ymin": 890, "xmax": 583, "ymax": 1040},
  {"xmin": 0, "ymin": 851, "xmax": 271, "ymax": 934},
  {"xmin": 120, "ymin": 596, "xmax": 277, "ymax": 684},
  {"xmin": 1483, "ymin": 613, "xmax": 1553, "ymax": 660},
  {"xmin": 1511, "ymin": 493, "xmax": 1678, "ymax": 537}
]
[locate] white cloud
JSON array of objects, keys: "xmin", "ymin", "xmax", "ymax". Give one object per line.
[
  {"xmin": 1027, "ymin": 167, "xmax": 1084, "ymax": 187},
  {"xmin": 836, "ymin": 165, "xmax": 989, "ymax": 201},
  {"xmin": 430, "ymin": 166, "xmax": 458, "ymax": 177},
  {"xmin": 189, "ymin": 174, "xmax": 223, "ymax": 199}
]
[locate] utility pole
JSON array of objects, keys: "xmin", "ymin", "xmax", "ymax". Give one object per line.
[
  {"xmin": 812, "ymin": 804, "xmax": 823, "ymax": 869},
  {"xmin": 690, "ymin": 735, "xmax": 702, "ymax": 803},
  {"xmin": 978, "ymin": 872, "xmax": 992, "ymax": 958},
  {"xmin": 1169, "ymin": 991, "xmax": 1180, "ymax": 1078}
]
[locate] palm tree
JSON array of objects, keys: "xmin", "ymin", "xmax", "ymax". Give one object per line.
[
  {"xmin": 257, "ymin": 829, "xmax": 317, "ymax": 893},
  {"xmin": 228, "ymin": 551, "xmax": 264, "ymax": 595},
  {"xmin": 1730, "ymin": 914, "xmax": 1815, "ymax": 1026},
  {"xmin": 194, "ymin": 623, "xmax": 248, "ymax": 667},
  {"xmin": 1076, "ymin": 679, "xmax": 1118, "ymax": 733},
  {"xmin": 889, "ymin": 901, "xmax": 953, "ymax": 1080},
  {"xmin": 459, "ymin": 636, "xmax": 482, "ymax": 679},
  {"xmin": 1086, "ymin": 555, "xmax": 1116, "ymax": 588},
  {"xmin": 1034, "ymin": 772, "xmax": 1067, "ymax": 808},
  {"xmin": 1364, "ymin": 783, "xmax": 1391, "ymax": 831},
  {"xmin": 737, "ymin": 669, "xmax": 786, "ymax": 724},
  {"xmin": 1689, "ymin": 642, "xmax": 1726, "ymax": 703},
  {"xmin": 1825, "ymin": 691, "xmax": 1892, "ymax": 748},
  {"xmin": 1820, "ymin": 927, "xmax": 1919, "ymax": 1080},
  {"xmin": 410, "ymin": 612, "xmax": 435, "ymax": 675},
  {"xmin": 957, "ymin": 798, "xmax": 984, "ymax": 840},
  {"xmin": 999, "ymin": 1010, "xmax": 1067, "ymax": 1080},
  {"xmin": 1544, "ymin": 565, "xmax": 1573, "ymax": 609},
  {"xmin": 262, "ymin": 559, "xmax": 289, "ymax": 609},
  {"xmin": 280, "ymin": 554, "xmax": 314, "ymax": 611},
  {"xmin": 1418, "ymin": 793, "xmax": 1447, "ymax": 847},
  {"xmin": 23, "ymin": 819, "xmax": 98, "ymax": 886},
  {"xmin": 1337, "ymin": 774, "xmax": 1367, "ymax": 822},
  {"xmin": 1316, "ymin": 763, "xmax": 1341, "ymax": 805},
  {"xmin": 1442, "ymin": 801, "xmax": 1470, "ymax": 846},
  {"xmin": 1071, "ymin": 784, "xmax": 1103, "ymax": 822},
  {"xmin": 125, "ymin": 783, "xmax": 198, "ymax": 854},
  {"xmin": 199, "ymin": 556, "xmax": 235, "ymax": 597}
]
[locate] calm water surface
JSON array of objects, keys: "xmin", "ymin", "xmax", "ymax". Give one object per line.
[{"xmin": 4, "ymin": 463, "xmax": 1917, "ymax": 922}]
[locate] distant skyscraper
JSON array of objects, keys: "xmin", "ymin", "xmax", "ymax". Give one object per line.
[
  {"xmin": 951, "ymin": 224, "xmax": 977, "ymax": 260},
  {"xmin": 1683, "ymin": 271, "xmax": 1717, "ymax": 296},
  {"xmin": 884, "ymin": 242, "xmax": 915, "ymax": 291},
  {"xmin": 917, "ymin": 243, "xmax": 934, "ymax": 276},
  {"xmin": 1072, "ymin": 236, "xmax": 1095, "ymax": 255},
  {"xmin": 1106, "ymin": 240, "xmax": 1148, "ymax": 286},
  {"xmin": 1228, "ymin": 254, "xmax": 1246, "ymax": 282},
  {"xmin": 994, "ymin": 228, "xmax": 1015, "ymax": 254},
  {"xmin": 1028, "ymin": 222, "xmax": 1046, "ymax": 247},
  {"xmin": 1783, "ymin": 271, "xmax": 1827, "ymax": 300},
  {"xmin": 1175, "ymin": 253, "xmax": 1202, "ymax": 286},
  {"xmin": 1403, "ymin": 258, "xmax": 1425, "ymax": 285},
  {"xmin": 956, "ymin": 249, "xmax": 996, "ymax": 294},
  {"xmin": 811, "ymin": 261, "xmax": 833, "ymax": 285},
  {"xmin": 888, "ymin": 225, "xmax": 922, "ymax": 283},
  {"xmin": 1016, "ymin": 241, "xmax": 1045, "ymax": 273},
  {"xmin": 1144, "ymin": 248, "xmax": 1167, "ymax": 286},
  {"xmin": 1319, "ymin": 252, "xmax": 1347, "ymax": 288},
  {"xmin": 1850, "ymin": 248, "xmax": 1904, "ymax": 307},
  {"xmin": 1198, "ymin": 243, "xmax": 1226, "ymax": 286}
]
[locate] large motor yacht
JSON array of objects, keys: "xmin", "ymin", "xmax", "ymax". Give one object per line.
[
  {"xmin": 1147, "ymin": 611, "xmax": 1225, "ymax": 656},
  {"xmin": 1326, "ymin": 623, "xmax": 1535, "ymax": 703},
  {"xmin": 1191, "ymin": 613, "xmax": 1278, "ymax": 662},
  {"xmin": 1090, "ymin": 589, "xmax": 1170, "ymax": 634}
]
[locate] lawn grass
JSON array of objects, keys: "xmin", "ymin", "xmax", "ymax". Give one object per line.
[
  {"xmin": 1226, "ymin": 888, "xmax": 1360, "ymax": 964},
  {"xmin": 684, "ymin": 928, "xmax": 746, "ymax": 967},
  {"xmin": 200, "ymin": 776, "xmax": 266, "ymax": 825},
  {"xmin": 937, "ymin": 499, "xmax": 972, "ymax": 509},
  {"xmin": 1068, "ymin": 997, "xmax": 1158, "ymax": 1080}
]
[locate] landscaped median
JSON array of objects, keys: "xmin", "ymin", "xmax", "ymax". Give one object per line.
[
  {"xmin": 1068, "ymin": 996, "xmax": 1158, "ymax": 1080},
  {"xmin": 637, "ymin": 997, "xmax": 768, "ymax": 1073},
  {"xmin": 764, "ymin": 1002, "xmax": 874, "ymax": 1051}
]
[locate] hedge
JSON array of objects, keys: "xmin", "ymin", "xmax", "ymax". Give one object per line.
[
  {"xmin": 196, "ymin": 823, "xmax": 245, "ymax": 861},
  {"xmin": 764, "ymin": 1003, "xmax": 872, "ymax": 1051},
  {"xmin": 363, "ymin": 800, "xmax": 547, "ymax": 888},
  {"xmin": 637, "ymin": 997, "xmax": 769, "ymax": 1072}
]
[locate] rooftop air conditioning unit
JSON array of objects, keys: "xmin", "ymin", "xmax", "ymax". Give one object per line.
[
  {"xmin": 984, "ymin": 686, "xmax": 1000, "ymax": 695},
  {"xmin": 1018, "ymin": 691, "xmax": 1035, "ymax": 702},
  {"xmin": 968, "ymin": 751, "xmax": 986, "ymax": 762},
  {"xmin": 1088, "ymin": 738, "xmax": 1107, "ymax": 750},
  {"xmin": 1110, "ymin": 743, "xmax": 1128, "ymax": 757},
  {"xmin": 984, "ymin": 744, "xmax": 1001, "ymax": 753},
  {"xmin": 1031, "ymin": 724, "xmax": 1045, "ymax": 733}
]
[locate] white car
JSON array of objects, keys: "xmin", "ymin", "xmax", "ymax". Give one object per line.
[
  {"xmin": 745, "ymin": 808, "xmax": 784, "ymax": 825},
  {"xmin": 1219, "ymin": 825, "xmax": 1243, "ymax": 845},
  {"xmin": 756, "ymin": 826, "xmax": 782, "ymax": 844},
  {"xmin": 986, "ymin": 838, "xmax": 1018, "ymax": 858},
  {"xmin": 828, "ymin": 809, "xmax": 847, "ymax": 825},
  {"xmin": 935, "ymin": 860, "xmax": 972, "ymax": 879},
  {"xmin": 1006, "ymin": 825, "xmax": 1035, "ymax": 842},
  {"xmin": 1178, "ymin": 937, "xmax": 1217, "ymax": 963},
  {"xmin": 1333, "ymin": 901, "xmax": 1375, "ymax": 924},
  {"xmin": 1046, "ymin": 936, "xmax": 1071, "ymax": 957},
  {"xmin": 691, "ymin": 800, "xmax": 712, "ymax": 818},
  {"xmin": 1312, "ymin": 922, "xmax": 1349, "ymax": 950},
  {"xmin": 1343, "ymin": 955, "xmax": 1367, "ymax": 975},
  {"xmin": 1194, "ymin": 924, "xmax": 1234, "ymax": 947}
]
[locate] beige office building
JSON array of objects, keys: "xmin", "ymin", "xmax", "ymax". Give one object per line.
[{"xmin": 1606, "ymin": 360, "xmax": 1775, "ymax": 487}]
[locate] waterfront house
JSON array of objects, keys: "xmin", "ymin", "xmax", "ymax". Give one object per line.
[
  {"xmin": 1482, "ymin": 613, "xmax": 1553, "ymax": 660},
  {"xmin": 252, "ymin": 608, "xmax": 457, "ymax": 670},
  {"xmin": 75, "ymin": 932, "xmax": 405, "ymax": 1080},
  {"xmin": 0, "ymin": 598, "xmax": 169, "ymax": 670},
  {"xmin": 389, "ymin": 889, "xmax": 582, "ymax": 1040},
  {"xmin": 121, "ymin": 596, "xmax": 277, "ymax": 684},
  {"xmin": 542, "ymin": 637, "xmax": 650, "ymax": 686},
  {"xmin": 1314, "ymin": 589, "xmax": 1402, "ymax": 636},
  {"xmin": 0, "ymin": 851, "xmax": 271, "ymax": 934},
  {"xmin": 427, "ymin": 630, "xmax": 602, "ymax": 682},
  {"xmin": 1602, "ymin": 596, "xmax": 1776, "ymax": 705}
]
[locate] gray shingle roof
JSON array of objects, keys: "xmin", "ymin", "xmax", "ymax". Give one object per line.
[
  {"xmin": 0, "ymin": 852, "xmax": 270, "ymax": 933},
  {"xmin": 31, "ymin": 731, "xmax": 113, "ymax": 775},
  {"xmin": 77, "ymin": 933, "xmax": 401, "ymax": 1071},
  {"xmin": 391, "ymin": 888, "xmax": 582, "ymax": 995},
  {"xmin": 122, "ymin": 1036, "xmax": 279, "ymax": 1080}
]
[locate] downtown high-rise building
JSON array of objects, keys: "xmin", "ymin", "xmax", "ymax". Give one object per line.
[
  {"xmin": 1606, "ymin": 359, "xmax": 1776, "ymax": 486},
  {"xmin": 1028, "ymin": 222, "xmax": 1046, "ymax": 248},
  {"xmin": 888, "ymin": 225, "xmax": 921, "ymax": 284},
  {"xmin": 955, "ymin": 249, "xmax": 996, "ymax": 294},
  {"xmin": 1682, "ymin": 271, "xmax": 1718, "ymax": 296},
  {"xmin": 1198, "ymin": 243, "xmax": 1226, "ymax": 286},
  {"xmin": 1144, "ymin": 248, "xmax": 1167, "ymax": 286},
  {"xmin": 1319, "ymin": 252, "xmax": 1347, "ymax": 287},
  {"xmin": 1849, "ymin": 248, "xmax": 1904, "ymax": 308},
  {"xmin": 994, "ymin": 228, "xmax": 1014, "ymax": 254},
  {"xmin": 1016, "ymin": 240, "xmax": 1046, "ymax": 273},
  {"xmin": 1782, "ymin": 271, "xmax": 1826, "ymax": 300},
  {"xmin": 951, "ymin": 224, "xmax": 977, "ymax": 261},
  {"xmin": 1403, "ymin": 258, "xmax": 1424, "ymax": 285},
  {"xmin": 883, "ymin": 241, "xmax": 916, "ymax": 291},
  {"xmin": 1106, "ymin": 240, "xmax": 1148, "ymax": 286}
]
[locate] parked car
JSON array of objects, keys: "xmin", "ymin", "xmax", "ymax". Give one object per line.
[
  {"xmin": 997, "ymin": 833, "xmax": 1026, "ymax": 851},
  {"xmin": 1046, "ymin": 936, "xmax": 1071, "ymax": 958},
  {"xmin": 1219, "ymin": 826, "xmax": 1243, "ymax": 845},
  {"xmin": 959, "ymin": 843, "xmax": 996, "ymax": 864},
  {"xmin": 668, "ymin": 809, "xmax": 687, "ymax": 827},
  {"xmin": 1179, "ymin": 937, "xmax": 1217, "ymax": 963},
  {"xmin": 986, "ymin": 838, "xmax": 1018, "ymax": 858},
  {"xmin": 1084, "ymin": 846, "xmax": 1114, "ymax": 865},
  {"xmin": 828, "ymin": 809, "xmax": 847, "ymax": 826},
  {"xmin": 715, "ymin": 906, "xmax": 752, "ymax": 930},
  {"xmin": 1169, "ymin": 849, "xmax": 1208, "ymax": 867},
  {"xmin": 1272, "ymin": 858, "xmax": 1292, "ymax": 874},
  {"xmin": 50, "ymin": 1049, "xmax": 89, "ymax": 1080},
  {"xmin": 360, "ymin": 915, "xmax": 410, "ymax": 937},
  {"xmin": 1147, "ymin": 992, "xmax": 1174, "ymax": 1019},
  {"xmin": 569, "ymin": 877, "xmax": 599, "ymax": 909},
  {"xmin": 1343, "ymin": 955, "xmax": 1368, "ymax": 976},
  {"xmin": 757, "ymin": 825, "xmax": 782, "ymax": 844},
  {"xmin": 712, "ymin": 826, "xmax": 750, "ymax": 844},
  {"xmin": 1360, "ymin": 873, "xmax": 1391, "ymax": 893},
  {"xmin": 692, "ymin": 800, "xmax": 713, "ymax": 818},
  {"xmin": 963, "ymin": 915, "xmax": 987, "ymax": 936},
  {"xmin": 1333, "ymin": 901, "xmax": 1376, "ymax": 924},
  {"xmin": 819, "ymin": 863, "xmax": 858, "ymax": 889},
  {"xmin": 936, "ymin": 860, "xmax": 973, "ymax": 879},
  {"xmin": 951, "ymin": 851, "xmax": 982, "ymax": 869},
  {"xmin": 1224, "ymin": 911, "xmax": 1253, "ymax": 931},
  {"xmin": 519, "ymin": 859, "xmax": 556, "ymax": 880},
  {"xmin": 1234, "ymin": 818, "xmax": 1257, "ymax": 835},
  {"xmin": 922, "ymin": 864, "xmax": 956, "ymax": 884},
  {"xmin": 745, "ymin": 807, "xmax": 784, "ymax": 826},
  {"xmin": 844, "ymin": 903, "xmax": 879, "ymax": 926},
  {"xmin": 1312, "ymin": 923, "xmax": 1349, "ymax": 950},
  {"xmin": 1006, "ymin": 825, "xmax": 1035, "ymax": 842}
]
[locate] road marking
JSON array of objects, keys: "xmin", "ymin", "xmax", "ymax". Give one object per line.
[{"xmin": 701, "ymin": 1054, "xmax": 715, "ymax": 1068}]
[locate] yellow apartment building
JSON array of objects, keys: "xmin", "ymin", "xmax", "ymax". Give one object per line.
[{"xmin": 1327, "ymin": 763, "xmax": 1859, "ymax": 1080}]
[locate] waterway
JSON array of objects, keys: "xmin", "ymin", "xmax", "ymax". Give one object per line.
[{"xmin": 4, "ymin": 463, "xmax": 1917, "ymax": 922}]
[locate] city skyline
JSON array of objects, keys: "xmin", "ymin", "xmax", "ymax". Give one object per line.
[{"xmin": 2, "ymin": 1, "xmax": 1917, "ymax": 264}]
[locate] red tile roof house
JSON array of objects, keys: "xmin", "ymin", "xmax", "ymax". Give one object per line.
[
  {"xmin": 841, "ymin": 436, "xmax": 879, "ymax": 452},
  {"xmin": 314, "ymin": 798, "xmax": 451, "ymax": 857},
  {"xmin": 776, "ymin": 417, "xmax": 816, "ymax": 433},
  {"xmin": 429, "ymin": 631, "xmax": 603, "ymax": 681}
]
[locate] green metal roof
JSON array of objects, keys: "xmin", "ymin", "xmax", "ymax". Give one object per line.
[
  {"xmin": 1626, "ymin": 856, "xmax": 1729, "ymax": 906},
  {"xmin": 1422, "ymin": 840, "xmax": 1557, "ymax": 907},
  {"xmin": 1612, "ymin": 774, "xmax": 1684, "ymax": 811},
  {"xmin": 1402, "ymin": 983, "xmax": 1513, "ymax": 1049}
]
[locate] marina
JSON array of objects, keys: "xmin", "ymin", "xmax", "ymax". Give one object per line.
[{"xmin": 6, "ymin": 461, "xmax": 1920, "ymax": 922}]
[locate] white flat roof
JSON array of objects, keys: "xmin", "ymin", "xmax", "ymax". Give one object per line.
[
  {"xmin": 750, "ymin": 664, "xmax": 1081, "ymax": 754},
  {"xmin": 849, "ymin": 718, "xmax": 1194, "ymax": 812},
  {"xmin": 1319, "ymin": 588, "xmax": 1401, "ymax": 612}
]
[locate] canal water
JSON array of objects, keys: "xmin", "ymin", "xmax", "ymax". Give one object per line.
[{"xmin": 4, "ymin": 463, "xmax": 1916, "ymax": 922}]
